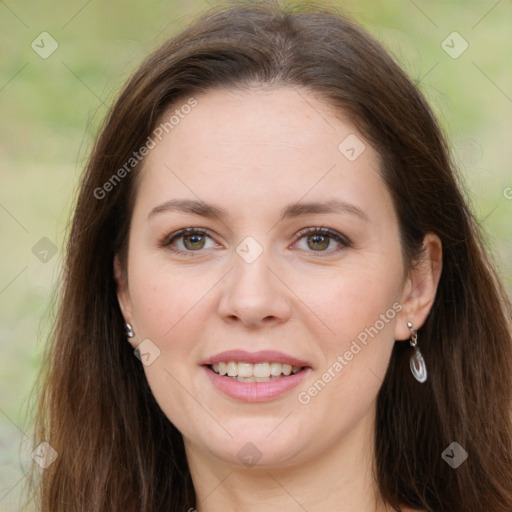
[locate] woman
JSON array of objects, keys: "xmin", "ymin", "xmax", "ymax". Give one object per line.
[{"xmin": 26, "ymin": 1, "xmax": 512, "ymax": 511}]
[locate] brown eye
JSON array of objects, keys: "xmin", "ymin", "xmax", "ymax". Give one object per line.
[
  {"xmin": 162, "ymin": 228, "xmax": 217, "ymax": 255},
  {"xmin": 295, "ymin": 227, "xmax": 351, "ymax": 253},
  {"xmin": 306, "ymin": 233, "xmax": 330, "ymax": 251},
  {"xmin": 182, "ymin": 232, "xmax": 206, "ymax": 250}
]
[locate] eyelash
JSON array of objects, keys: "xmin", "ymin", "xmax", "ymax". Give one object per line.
[
  {"xmin": 294, "ymin": 227, "xmax": 352, "ymax": 256},
  {"xmin": 160, "ymin": 226, "xmax": 351, "ymax": 257}
]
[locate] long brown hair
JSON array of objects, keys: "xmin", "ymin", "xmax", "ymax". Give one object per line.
[{"xmin": 25, "ymin": 1, "xmax": 512, "ymax": 511}]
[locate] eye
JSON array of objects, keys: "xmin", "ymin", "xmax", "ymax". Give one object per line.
[
  {"xmin": 161, "ymin": 228, "xmax": 218, "ymax": 255},
  {"xmin": 160, "ymin": 226, "xmax": 351, "ymax": 256},
  {"xmin": 293, "ymin": 227, "xmax": 351, "ymax": 254}
]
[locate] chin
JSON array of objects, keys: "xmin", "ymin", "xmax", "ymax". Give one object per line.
[{"xmin": 194, "ymin": 418, "xmax": 309, "ymax": 468}]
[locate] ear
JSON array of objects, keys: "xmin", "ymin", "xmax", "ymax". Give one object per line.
[
  {"xmin": 113, "ymin": 255, "xmax": 136, "ymax": 346},
  {"xmin": 394, "ymin": 232, "xmax": 443, "ymax": 341}
]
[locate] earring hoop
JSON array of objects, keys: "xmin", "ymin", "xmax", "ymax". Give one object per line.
[
  {"xmin": 125, "ymin": 323, "xmax": 135, "ymax": 338},
  {"xmin": 407, "ymin": 321, "xmax": 427, "ymax": 383}
]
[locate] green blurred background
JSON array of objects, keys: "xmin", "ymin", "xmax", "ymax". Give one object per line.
[{"xmin": 1, "ymin": 0, "xmax": 511, "ymax": 510}]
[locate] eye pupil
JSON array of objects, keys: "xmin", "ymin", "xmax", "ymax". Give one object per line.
[
  {"xmin": 308, "ymin": 234, "xmax": 329, "ymax": 251},
  {"xmin": 184, "ymin": 233, "xmax": 205, "ymax": 250}
]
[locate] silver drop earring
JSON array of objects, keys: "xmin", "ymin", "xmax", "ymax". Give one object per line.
[
  {"xmin": 407, "ymin": 321, "xmax": 427, "ymax": 383},
  {"xmin": 125, "ymin": 323, "xmax": 135, "ymax": 339}
]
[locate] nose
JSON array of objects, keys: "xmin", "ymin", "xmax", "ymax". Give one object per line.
[{"xmin": 217, "ymin": 246, "xmax": 292, "ymax": 328}]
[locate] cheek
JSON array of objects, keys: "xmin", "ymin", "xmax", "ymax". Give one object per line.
[
  {"xmin": 296, "ymin": 265, "xmax": 401, "ymax": 408},
  {"xmin": 313, "ymin": 263, "xmax": 402, "ymax": 349},
  {"xmin": 128, "ymin": 258, "xmax": 211, "ymax": 341},
  {"xmin": 297, "ymin": 267, "xmax": 400, "ymax": 413},
  {"xmin": 127, "ymin": 261, "xmax": 213, "ymax": 431}
]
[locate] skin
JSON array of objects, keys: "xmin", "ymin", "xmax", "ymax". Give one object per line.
[{"xmin": 114, "ymin": 86, "xmax": 442, "ymax": 512}]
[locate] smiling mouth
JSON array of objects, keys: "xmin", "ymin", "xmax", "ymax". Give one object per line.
[{"xmin": 206, "ymin": 361, "xmax": 306, "ymax": 382}]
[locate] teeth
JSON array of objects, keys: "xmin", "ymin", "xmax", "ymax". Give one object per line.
[
  {"xmin": 254, "ymin": 362, "xmax": 271, "ymax": 378},
  {"xmin": 270, "ymin": 362, "xmax": 282, "ymax": 376},
  {"xmin": 238, "ymin": 362, "xmax": 253, "ymax": 378},
  {"xmin": 227, "ymin": 361, "xmax": 237, "ymax": 377},
  {"xmin": 210, "ymin": 361, "xmax": 304, "ymax": 379}
]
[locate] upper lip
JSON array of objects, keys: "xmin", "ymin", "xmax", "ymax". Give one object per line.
[{"xmin": 201, "ymin": 350, "xmax": 312, "ymax": 368}]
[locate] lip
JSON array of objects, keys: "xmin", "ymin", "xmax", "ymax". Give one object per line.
[
  {"xmin": 202, "ymin": 365, "xmax": 312, "ymax": 403},
  {"xmin": 201, "ymin": 349, "xmax": 312, "ymax": 368}
]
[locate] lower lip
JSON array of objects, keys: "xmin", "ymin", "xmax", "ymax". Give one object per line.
[{"xmin": 203, "ymin": 365, "xmax": 311, "ymax": 402}]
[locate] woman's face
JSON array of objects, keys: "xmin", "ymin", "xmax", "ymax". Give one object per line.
[{"xmin": 115, "ymin": 86, "xmax": 412, "ymax": 469}]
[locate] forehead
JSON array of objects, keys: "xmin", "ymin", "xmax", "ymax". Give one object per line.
[
  {"xmin": 151, "ymin": 86, "xmax": 354, "ymax": 162},
  {"xmin": 132, "ymin": 86, "xmax": 391, "ymax": 224}
]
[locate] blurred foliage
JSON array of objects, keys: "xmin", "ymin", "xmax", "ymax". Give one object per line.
[{"xmin": 0, "ymin": 1, "xmax": 511, "ymax": 510}]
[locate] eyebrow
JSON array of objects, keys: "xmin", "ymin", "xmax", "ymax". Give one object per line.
[{"xmin": 147, "ymin": 198, "xmax": 369, "ymax": 222}]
